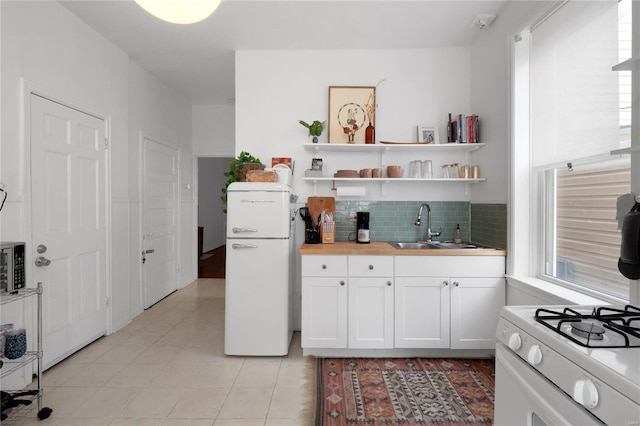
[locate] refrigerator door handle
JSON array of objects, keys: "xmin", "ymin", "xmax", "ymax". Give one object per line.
[
  {"xmin": 232, "ymin": 227, "xmax": 258, "ymax": 233},
  {"xmin": 232, "ymin": 243, "xmax": 258, "ymax": 249}
]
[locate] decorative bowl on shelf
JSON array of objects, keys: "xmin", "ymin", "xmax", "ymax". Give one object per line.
[{"xmin": 334, "ymin": 170, "xmax": 359, "ymax": 178}]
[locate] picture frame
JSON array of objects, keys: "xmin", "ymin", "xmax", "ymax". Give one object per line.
[
  {"xmin": 417, "ymin": 125, "xmax": 439, "ymax": 144},
  {"xmin": 328, "ymin": 86, "xmax": 376, "ymax": 144}
]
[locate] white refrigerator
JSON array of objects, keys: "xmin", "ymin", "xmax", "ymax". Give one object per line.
[{"xmin": 224, "ymin": 182, "xmax": 297, "ymax": 355}]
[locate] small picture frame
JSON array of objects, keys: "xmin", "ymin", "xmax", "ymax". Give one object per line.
[
  {"xmin": 417, "ymin": 125, "xmax": 439, "ymax": 144},
  {"xmin": 311, "ymin": 158, "xmax": 323, "ymax": 171}
]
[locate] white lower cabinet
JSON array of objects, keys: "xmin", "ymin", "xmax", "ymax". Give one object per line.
[
  {"xmin": 301, "ymin": 254, "xmax": 505, "ymax": 352},
  {"xmin": 301, "ymin": 256, "xmax": 348, "ymax": 348},
  {"xmin": 394, "ymin": 256, "xmax": 505, "ymax": 350},
  {"xmin": 450, "ymin": 276, "xmax": 505, "ymax": 349},
  {"xmin": 394, "ymin": 276, "xmax": 450, "ymax": 348},
  {"xmin": 348, "ymin": 277, "xmax": 394, "ymax": 348},
  {"xmin": 348, "ymin": 256, "xmax": 394, "ymax": 348}
]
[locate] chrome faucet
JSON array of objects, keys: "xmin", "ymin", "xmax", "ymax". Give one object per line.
[{"xmin": 415, "ymin": 203, "xmax": 441, "ymax": 242}]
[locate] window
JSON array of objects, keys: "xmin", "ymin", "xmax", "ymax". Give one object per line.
[
  {"xmin": 542, "ymin": 160, "xmax": 630, "ymax": 298},
  {"xmin": 513, "ymin": 0, "xmax": 636, "ymax": 301}
]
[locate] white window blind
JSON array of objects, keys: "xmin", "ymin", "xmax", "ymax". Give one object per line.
[
  {"xmin": 553, "ymin": 160, "xmax": 630, "ymax": 298},
  {"xmin": 532, "ymin": 1, "xmax": 622, "ymax": 169}
]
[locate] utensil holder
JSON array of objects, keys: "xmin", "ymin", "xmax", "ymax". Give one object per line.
[{"xmin": 305, "ymin": 228, "xmax": 321, "ymax": 244}]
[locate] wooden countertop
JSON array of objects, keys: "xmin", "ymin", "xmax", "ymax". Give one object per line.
[{"xmin": 299, "ymin": 241, "xmax": 506, "ymax": 256}]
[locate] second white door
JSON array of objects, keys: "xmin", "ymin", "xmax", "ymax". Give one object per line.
[{"xmin": 142, "ymin": 136, "xmax": 179, "ymax": 308}]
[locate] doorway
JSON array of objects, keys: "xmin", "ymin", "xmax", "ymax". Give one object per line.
[{"xmin": 197, "ymin": 157, "xmax": 231, "ymax": 278}]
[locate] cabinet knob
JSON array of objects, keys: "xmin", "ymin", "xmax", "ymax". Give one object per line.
[
  {"xmin": 368, "ymin": 265, "xmax": 374, "ymax": 270},
  {"xmin": 442, "ymin": 281, "xmax": 449, "ymax": 286},
  {"xmin": 340, "ymin": 280, "xmax": 345, "ymax": 286},
  {"xmin": 453, "ymin": 281, "xmax": 459, "ymax": 287},
  {"xmin": 322, "ymin": 264, "xmax": 327, "ymax": 269},
  {"xmin": 387, "ymin": 281, "xmax": 392, "ymax": 286}
]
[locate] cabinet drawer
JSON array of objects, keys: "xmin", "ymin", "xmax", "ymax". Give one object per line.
[
  {"xmin": 395, "ymin": 255, "xmax": 505, "ymax": 277},
  {"xmin": 302, "ymin": 255, "xmax": 348, "ymax": 276},
  {"xmin": 348, "ymin": 255, "xmax": 393, "ymax": 277}
]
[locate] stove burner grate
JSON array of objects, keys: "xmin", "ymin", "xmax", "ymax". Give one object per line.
[{"xmin": 535, "ymin": 304, "xmax": 640, "ymax": 348}]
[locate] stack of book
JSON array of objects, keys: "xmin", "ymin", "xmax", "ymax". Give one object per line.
[{"xmin": 447, "ymin": 113, "xmax": 479, "ymax": 143}]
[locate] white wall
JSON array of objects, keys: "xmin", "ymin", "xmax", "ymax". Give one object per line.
[
  {"xmin": 193, "ymin": 104, "xmax": 235, "ymax": 156},
  {"xmin": 198, "ymin": 157, "xmax": 229, "ymax": 252},
  {"xmin": 0, "ymin": 1, "xmax": 194, "ymax": 333},
  {"xmin": 235, "ymin": 48, "xmax": 480, "ymax": 202},
  {"xmin": 469, "ymin": 0, "xmax": 551, "ymax": 204},
  {"xmin": 0, "ymin": 1, "xmax": 130, "ymax": 334}
]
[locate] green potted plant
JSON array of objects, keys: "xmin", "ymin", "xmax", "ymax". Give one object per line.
[
  {"xmin": 221, "ymin": 151, "xmax": 263, "ymax": 213},
  {"xmin": 299, "ymin": 120, "xmax": 326, "ymax": 143}
]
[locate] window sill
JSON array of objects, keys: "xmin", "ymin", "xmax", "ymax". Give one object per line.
[{"xmin": 506, "ymin": 275, "xmax": 627, "ymax": 306}]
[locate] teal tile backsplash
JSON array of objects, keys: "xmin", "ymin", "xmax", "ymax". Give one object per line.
[
  {"xmin": 328, "ymin": 201, "xmax": 507, "ymax": 248},
  {"xmin": 334, "ymin": 201, "xmax": 471, "ymax": 242},
  {"xmin": 470, "ymin": 203, "xmax": 507, "ymax": 249}
]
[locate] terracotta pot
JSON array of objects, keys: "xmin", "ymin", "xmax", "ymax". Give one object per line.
[{"xmin": 387, "ymin": 165, "xmax": 404, "ymax": 178}]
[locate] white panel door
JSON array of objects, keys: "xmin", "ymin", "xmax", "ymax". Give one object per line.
[
  {"xmin": 142, "ymin": 137, "xmax": 179, "ymax": 308},
  {"xmin": 394, "ymin": 276, "xmax": 450, "ymax": 348},
  {"xmin": 30, "ymin": 94, "xmax": 107, "ymax": 369}
]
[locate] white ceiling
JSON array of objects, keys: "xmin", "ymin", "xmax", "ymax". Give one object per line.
[{"xmin": 59, "ymin": 0, "xmax": 509, "ymax": 105}]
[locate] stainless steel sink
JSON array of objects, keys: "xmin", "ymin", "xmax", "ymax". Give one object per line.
[
  {"xmin": 388, "ymin": 241, "xmax": 496, "ymax": 250},
  {"xmin": 388, "ymin": 241, "xmax": 439, "ymax": 250}
]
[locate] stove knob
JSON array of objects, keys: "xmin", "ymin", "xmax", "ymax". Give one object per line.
[
  {"xmin": 527, "ymin": 345, "xmax": 543, "ymax": 365},
  {"xmin": 573, "ymin": 379, "xmax": 599, "ymax": 409},
  {"xmin": 507, "ymin": 333, "xmax": 522, "ymax": 351}
]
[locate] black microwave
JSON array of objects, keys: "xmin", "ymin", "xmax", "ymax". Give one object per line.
[{"xmin": 0, "ymin": 242, "xmax": 26, "ymax": 293}]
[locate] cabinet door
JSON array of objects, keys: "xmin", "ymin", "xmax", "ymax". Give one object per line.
[
  {"xmin": 394, "ymin": 277, "xmax": 450, "ymax": 348},
  {"xmin": 450, "ymin": 277, "xmax": 505, "ymax": 349},
  {"xmin": 301, "ymin": 277, "xmax": 347, "ymax": 348},
  {"xmin": 348, "ymin": 277, "xmax": 394, "ymax": 349}
]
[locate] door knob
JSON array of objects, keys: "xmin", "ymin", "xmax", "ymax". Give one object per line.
[{"xmin": 35, "ymin": 256, "xmax": 51, "ymax": 267}]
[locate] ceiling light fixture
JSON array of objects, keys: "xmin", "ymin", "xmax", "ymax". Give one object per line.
[{"xmin": 135, "ymin": 0, "xmax": 222, "ymax": 24}]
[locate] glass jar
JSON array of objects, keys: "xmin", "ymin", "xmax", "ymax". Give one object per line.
[
  {"xmin": 4, "ymin": 328, "xmax": 27, "ymax": 359},
  {"xmin": 450, "ymin": 163, "xmax": 460, "ymax": 179}
]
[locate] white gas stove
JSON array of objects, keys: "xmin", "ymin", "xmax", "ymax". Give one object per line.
[{"xmin": 495, "ymin": 304, "xmax": 640, "ymax": 425}]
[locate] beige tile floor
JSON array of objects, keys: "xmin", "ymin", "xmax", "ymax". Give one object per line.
[{"xmin": 7, "ymin": 279, "xmax": 309, "ymax": 426}]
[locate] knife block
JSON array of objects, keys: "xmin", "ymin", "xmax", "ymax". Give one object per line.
[{"xmin": 320, "ymin": 222, "xmax": 335, "ymax": 244}]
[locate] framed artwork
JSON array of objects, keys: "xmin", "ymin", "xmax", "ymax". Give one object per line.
[
  {"xmin": 417, "ymin": 125, "xmax": 439, "ymax": 144},
  {"xmin": 328, "ymin": 86, "xmax": 376, "ymax": 144}
]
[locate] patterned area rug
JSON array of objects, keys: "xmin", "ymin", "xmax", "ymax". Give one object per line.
[{"xmin": 311, "ymin": 358, "xmax": 495, "ymax": 426}]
